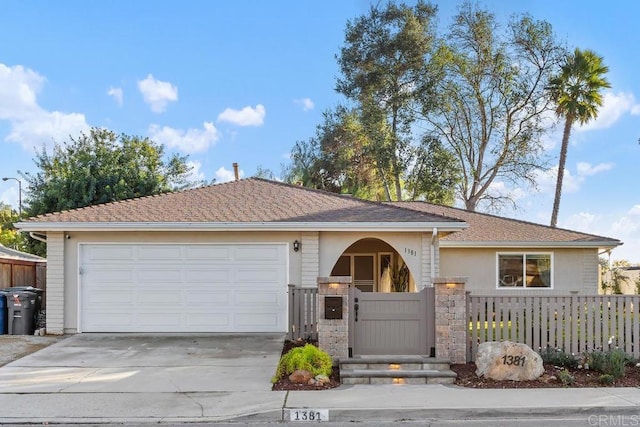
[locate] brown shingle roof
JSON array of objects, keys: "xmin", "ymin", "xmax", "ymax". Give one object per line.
[
  {"xmin": 392, "ymin": 202, "xmax": 621, "ymax": 246},
  {"xmin": 21, "ymin": 178, "xmax": 464, "ymax": 226}
]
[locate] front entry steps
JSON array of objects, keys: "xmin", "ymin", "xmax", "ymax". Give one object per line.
[{"xmin": 339, "ymin": 356, "xmax": 457, "ymax": 385}]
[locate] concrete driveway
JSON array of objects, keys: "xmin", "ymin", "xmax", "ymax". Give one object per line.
[{"xmin": 0, "ymin": 333, "xmax": 288, "ymax": 424}]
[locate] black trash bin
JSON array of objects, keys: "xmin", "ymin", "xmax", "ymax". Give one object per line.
[
  {"xmin": 0, "ymin": 292, "xmax": 6, "ymax": 334},
  {"xmin": 2, "ymin": 286, "xmax": 43, "ymax": 313},
  {"xmin": 5, "ymin": 290, "xmax": 37, "ymax": 335}
]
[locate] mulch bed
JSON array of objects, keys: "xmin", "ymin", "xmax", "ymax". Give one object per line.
[
  {"xmin": 451, "ymin": 362, "xmax": 640, "ymax": 388},
  {"xmin": 272, "ymin": 338, "xmax": 640, "ymax": 390},
  {"xmin": 271, "ymin": 338, "xmax": 341, "ymax": 391}
]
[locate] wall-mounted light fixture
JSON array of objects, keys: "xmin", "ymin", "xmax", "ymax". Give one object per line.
[{"xmin": 293, "ymin": 240, "xmax": 300, "ymax": 252}]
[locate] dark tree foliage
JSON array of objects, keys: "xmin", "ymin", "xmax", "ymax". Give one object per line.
[
  {"xmin": 285, "ymin": 107, "xmax": 382, "ymax": 200},
  {"xmin": 336, "ymin": 0, "xmax": 439, "ymax": 201},
  {"xmin": 20, "ymin": 128, "xmax": 196, "ymax": 256}
]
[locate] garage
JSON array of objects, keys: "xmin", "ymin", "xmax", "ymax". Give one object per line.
[{"xmin": 79, "ymin": 243, "xmax": 288, "ymax": 333}]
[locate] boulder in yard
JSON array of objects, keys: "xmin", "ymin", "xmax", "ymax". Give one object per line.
[
  {"xmin": 289, "ymin": 369, "xmax": 313, "ymax": 384},
  {"xmin": 475, "ymin": 341, "xmax": 544, "ymax": 381}
]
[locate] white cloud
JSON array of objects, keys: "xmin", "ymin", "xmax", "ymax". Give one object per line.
[
  {"xmin": 0, "ymin": 63, "xmax": 90, "ymax": 151},
  {"xmin": 560, "ymin": 205, "xmax": 640, "ymax": 264},
  {"xmin": 294, "ymin": 98, "xmax": 314, "ymax": 111},
  {"xmin": 577, "ymin": 92, "xmax": 640, "ymax": 132},
  {"xmin": 533, "ymin": 161, "xmax": 613, "ymax": 196},
  {"xmin": 137, "ymin": 74, "xmax": 178, "ymax": 113},
  {"xmin": 0, "ymin": 64, "xmax": 43, "ymax": 120},
  {"xmin": 185, "ymin": 160, "xmax": 205, "ymax": 184},
  {"xmin": 217, "ymin": 104, "xmax": 265, "ymax": 126},
  {"xmin": 107, "ymin": 87, "xmax": 123, "ymax": 107},
  {"xmin": 148, "ymin": 121, "xmax": 220, "ymax": 154},
  {"xmin": 576, "ymin": 161, "xmax": 614, "ymax": 177},
  {"xmin": 215, "ymin": 166, "xmax": 244, "ymax": 183}
]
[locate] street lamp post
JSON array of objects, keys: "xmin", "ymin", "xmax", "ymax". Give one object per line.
[{"xmin": 2, "ymin": 177, "xmax": 22, "ymax": 217}]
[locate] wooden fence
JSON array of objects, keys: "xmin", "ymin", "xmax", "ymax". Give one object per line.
[
  {"xmin": 288, "ymin": 285, "xmax": 318, "ymax": 340},
  {"xmin": 467, "ymin": 294, "xmax": 640, "ymax": 362}
]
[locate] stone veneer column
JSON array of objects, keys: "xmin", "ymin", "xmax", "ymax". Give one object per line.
[
  {"xmin": 433, "ymin": 277, "xmax": 467, "ymax": 364},
  {"xmin": 317, "ymin": 276, "xmax": 351, "ymax": 360}
]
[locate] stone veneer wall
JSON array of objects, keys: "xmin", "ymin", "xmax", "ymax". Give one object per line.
[
  {"xmin": 434, "ymin": 277, "xmax": 467, "ymax": 364},
  {"xmin": 317, "ymin": 276, "xmax": 351, "ymax": 360}
]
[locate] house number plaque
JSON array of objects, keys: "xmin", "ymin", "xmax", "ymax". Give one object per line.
[
  {"xmin": 404, "ymin": 248, "xmax": 417, "ymax": 256},
  {"xmin": 288, "ymin": 409, "xmax": 329, "ymax": 422}
]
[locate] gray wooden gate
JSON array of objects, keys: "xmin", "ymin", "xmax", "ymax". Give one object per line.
[{"xmin": 349, "ymin": 287, "xmax": 435, "ymax": 356}]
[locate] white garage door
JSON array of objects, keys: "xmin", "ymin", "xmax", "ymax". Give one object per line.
[{"xmin": 79, "ymin": 243, "xmax": 288, "ymax": 333}]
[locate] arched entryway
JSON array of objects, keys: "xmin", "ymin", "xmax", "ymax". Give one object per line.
[{"xmin": 329, "ymin": 238, "xmax": 416, "ymax": 293}]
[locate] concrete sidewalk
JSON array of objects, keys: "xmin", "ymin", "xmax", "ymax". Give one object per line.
[
  {"xmin": 1, "ymin": 383, "xmax": 640, "ymax": 424},
  {"xmin": 0, "ymin": 334, "xmax": 639, "ymax": 424}
]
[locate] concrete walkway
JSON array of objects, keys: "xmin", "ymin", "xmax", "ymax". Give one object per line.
[{"xmin": 0, "ymin": 334, "xmax": 639, "ymax": 424}]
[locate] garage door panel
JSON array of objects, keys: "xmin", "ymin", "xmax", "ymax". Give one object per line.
[
  {"xmin": 84, "ymin": 245, "xmax": 135, "ymax": 262},
  {"xmin": 84, "ymin": 268, "xmax": 134, "ymax": 284},
  {"xmin": 235, "ymin": 290, "xmax": 281, "ymax": 306},
  {"xmin": 138, "ymin": 245, "xmax": 183, "ymax": 260},
  {"xmin": 235, "ymin": 313, "xmax": 280, "ymax": 329},
  {"xmin": 185, "ymin": 268, "xmax": 231, "ymax": 283},
  {"xmin": 185, "ymin": 290, "xmax": 231, "ymax": 305},
  {"xmin": 186, "ymin": 313, "xmax": 231, "ymax": 327},
  {"xmin": 235, "ymin": 245, "xmax": 281, "ymax": 261},
  {"xmin": 186, "ymin": 246, "xmax": 232, "ymax": 261},
  {"xmin": 80, "ymin": 243, "xmax": 288, "ymax": 333},
  {"xmin": 236, "ymin": 267, "xmax": 283, "ymax": 282},
  {"xmin": 135, "ymin": 268, "xmax": 182, "ymax": 283},
  {"xmin": 84, "ymin": 289, "xmax": 134, "ymax": 305}
]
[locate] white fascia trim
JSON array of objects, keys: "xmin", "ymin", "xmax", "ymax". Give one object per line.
[
  {"xmin": 16, "ymin": 221, "xmax": 468, "ymax": 233},
  {"xmin": 439, "ymin": 240, "xmax": 621, "ymax": 249}
]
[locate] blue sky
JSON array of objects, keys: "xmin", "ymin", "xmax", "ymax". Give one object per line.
[{"xmin": 0, "ymin": 1, "xmax": 638, "ymax": 262}]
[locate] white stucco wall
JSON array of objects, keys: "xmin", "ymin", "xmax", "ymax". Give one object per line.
[{"xmin": 439, "ymin": 246, "xmax": 600, "ymax": 294}]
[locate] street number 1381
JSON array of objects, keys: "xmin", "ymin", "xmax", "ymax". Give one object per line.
[{"xmin": 502, "ymin": 355, "xmax": 526, "ymax": 367}]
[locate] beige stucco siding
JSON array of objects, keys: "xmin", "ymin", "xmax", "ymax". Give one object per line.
[
  {"xmin": 439, "ymin": 247, "xmax": 600, "ymax": 294},
  {"xmin": 61, "ymin": 231, "xmax": 304, "ymax": 333}
]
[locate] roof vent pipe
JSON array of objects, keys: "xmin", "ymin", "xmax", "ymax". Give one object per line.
[{"xmin": 232, "ymin": 163, "xmax": 239, "ymax": 181}]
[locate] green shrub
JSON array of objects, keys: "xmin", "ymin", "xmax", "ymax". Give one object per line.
[
  {"xmin": 587, "ymin": 348, "xmax": 628, "ymax": 380},
  {"xmin": 557, "ymin": 369, "xmax": 575, "ymax": 387},
  {"xmin": 599, "ymin": 374, "xmax": 616, "ymax": 385},
  {"xmin": 272, "ymin": 344, "xmax": 333, "ymax": 383},
  {"xmin": 540, "ymin": 347, "xmax": 579, "ymax": 369}
]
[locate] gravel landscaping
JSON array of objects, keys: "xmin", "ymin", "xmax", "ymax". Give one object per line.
[{"xmin": 0, "ymin": 335, "xmax": 65, "ymax": 366}]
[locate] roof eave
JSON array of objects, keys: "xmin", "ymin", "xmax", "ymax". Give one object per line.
[
  {"xmin": 439, "ymin": 240, "xmax": 622, "ymax": 249},
  {"xmin": 16, "ymin": 221, "xmax": 468, "ymax": 233}
]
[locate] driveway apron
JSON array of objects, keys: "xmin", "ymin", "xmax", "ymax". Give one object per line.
[{"xmin": 0, "ymin": 333, "xmax": 287, "ymax": 423}]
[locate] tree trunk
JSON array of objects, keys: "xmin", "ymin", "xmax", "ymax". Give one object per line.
[{"xmin": 550, "ymin": 116, "xmax": 573, "ymax": 227}]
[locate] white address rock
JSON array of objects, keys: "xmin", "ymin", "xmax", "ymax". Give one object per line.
[{"xmin": 475, "ymin": 341, "xmax": 544, "ymax": 381}]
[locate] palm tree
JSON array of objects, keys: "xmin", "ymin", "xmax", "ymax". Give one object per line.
[{"xmin": 548, "ymin": 48, "xmax": 610, "ymax": 227}]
